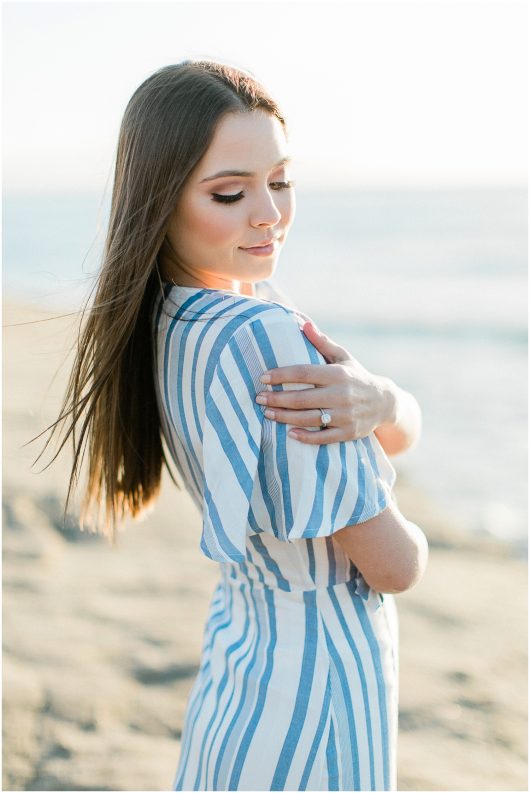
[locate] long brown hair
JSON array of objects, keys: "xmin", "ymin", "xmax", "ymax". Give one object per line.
[{"xmin": 33, "ymin": 60, "xmax": 287, "ymax": 545}]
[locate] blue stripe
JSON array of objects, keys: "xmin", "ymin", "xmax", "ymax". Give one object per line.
[
  {"xmin": 196, "ymin": 586, "xmax": 253, "ymax": 788},
  {"xmin": 323, "ymin": 621, "xmax": 360, "ymax": 789},
  {"xmin": 362, "ymin": 435, "xmax": 393, "ymax": 510},
  {"xmin": 350, "ymin": 579, "xmax": 390, "ymax": 790},
  {"xmin": 213, "ymin": 579, "xmax": 266, "ymax": 787},
  {"xmin": 256, "ymin": 440, "xmax": 282, "ymax": 538},
  {"xmin": 201, "ymin": 337, "xmax": 268, "ymax": 561},
  {"xmin": 303, "ymin": 445, "xmax": 329, "ymax": 537},
  {"xmin": 346, "ymin": 446, "xmax": 367, "ymax": 525},
  {"xmin": 174, "ymin": 582, "xmax": 236, "ymax": 790},
  {"xmin": 215, "ymin": 341, "xmax": 266, "ymax": 541},
  {"xmin": 192, "ymin": 297, "xmax": 258, "ymax": 442},
  {"xmin": 228, "ymin": 586, "xmax": 277, "ymax": 789},
  {"xmin": 174, "ymin": 293, "xmax": 234, "ymax": 479},
  {"xmin": 157, "ymin": 293, "xmax": 192, "ymax": 473},
  {"xmin": 326, "ymin": 536, "xmax": 338, "ymax": 587},
  {"xmin": 250, "ymin": 318, "xmax": 295, "ymax": 532},
  {"xmin": 227, "ymin": 334, "xmax": 265, "ymax": 444},
  {"xmin": 271, "ymin": 589, "xmax": 319, "ymax": 789},
  {"xmin": 203, "ymin": 587, "xmax": 256, "ymax": 787},
  {"xmin": 202, "ymin": 302, "xmax": 281, "ymax": 411},
  {"xmin": 204, "ymin": 385, "xmax": 261, "ymax": 500},
  {"xmin": 329, "ymin": 584, "xmax": 377, "ymax": 789},
  {"xmin": 201, "ymin": 488, "xmax": 246, "ymax": 562},
  {"xmin": 165, "ymin": 295, "xmax": 271, "ymax": 498},
  {"xmin": 301, "ymin": 330, "xmax": 322, "ymax": 364},
  {"xmin": 326, "ymin": 701, "xmax": 339, "ymax": 790},
  {"xmin": 330, "ymin": 441, "xmax": 349, "ymax": 524},
  {"xmin": 248, "ymin": 535, "xmax": 291, "ymax": 591},
  {"xmin": 299, "ymin": 669, "xmax": 332, "ymax": 790},
  {"xmin": 163, "ymin": 291, "xmax": 214, "ymax": 494}
]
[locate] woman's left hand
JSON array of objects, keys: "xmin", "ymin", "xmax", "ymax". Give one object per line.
[{"xmin": 256, "ymin": 320, "xmax": 421, "ymax": 454}]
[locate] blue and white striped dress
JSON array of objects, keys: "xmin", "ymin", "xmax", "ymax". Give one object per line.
[{"xmin": 152, "ymin": 280, "xmax": 400, "ymax": 791}]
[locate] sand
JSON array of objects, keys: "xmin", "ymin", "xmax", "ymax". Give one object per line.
[{"xmin": 2, "ymin": 300, "xmax": 527, "ymax": 791}]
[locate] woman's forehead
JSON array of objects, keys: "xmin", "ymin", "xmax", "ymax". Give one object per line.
[{"xmin": 197, "ymin": 111, "xmax": 289, "ymax": 176}]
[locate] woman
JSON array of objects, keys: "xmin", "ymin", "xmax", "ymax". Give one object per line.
[{"xmin": 39, "ymin": 60, "xmax": 428, "ymax": 790}]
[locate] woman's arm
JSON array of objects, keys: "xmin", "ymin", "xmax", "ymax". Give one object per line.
[
  {"xmin": 300, "ymin": 321, "xmax": 422, "ymax": 455},
  {"xmin": 333, "ymin": 500, "xmax": 429, "ymax": 594},
  {"xmin": 245, "ymin": 281, "xmax": 422, "ymax": 455},
  {"xmin": 372, "ymin": 376, "xmax": 422, "ymax": 456},
  {"xmin": 255, "ymin": 321, "xmax": 422, "ymax": 455}
]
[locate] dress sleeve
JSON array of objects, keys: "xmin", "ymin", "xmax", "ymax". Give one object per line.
[{"xmin": 200, "ymin": 309, "xmax": 396, "ymax": 563}]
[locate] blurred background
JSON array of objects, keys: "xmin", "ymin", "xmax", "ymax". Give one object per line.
[{"xmin": 3, "ymin": 1, "xmax": 527, "ymax": 790}]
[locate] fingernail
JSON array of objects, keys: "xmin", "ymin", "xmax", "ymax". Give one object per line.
[
  {"xmin": 256, "ymin": 394, "xmax": 267, "ymax": 404},
  {"xmin": 306, "ymin": 321, "xmax": 320, "ymax": 335},
  {"xmin": 288, "ymin": 430, "xmax": 299, "ymax": 438},
  {"xmin": 264, "ymin": 409, "xmax": 275, "ymax": 419},
  {"xmin": 260, "ymin": 373, "xmax": 271, "ymax": 383}
]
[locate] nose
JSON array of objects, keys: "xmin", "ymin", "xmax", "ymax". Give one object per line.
[{"xmin": 249, "ymin": 188, "xmax": 283, "ymax": 228}]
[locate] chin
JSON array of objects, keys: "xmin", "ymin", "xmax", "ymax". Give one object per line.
[{"xmin": 257, "ymin": 260, "xmax": 278, "ymax": 281}]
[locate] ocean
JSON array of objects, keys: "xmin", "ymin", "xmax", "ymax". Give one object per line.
[{"xmin": 3, "ymin": 187, "xmax": 527, "ymax": 549}]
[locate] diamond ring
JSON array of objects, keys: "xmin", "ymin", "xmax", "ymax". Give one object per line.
[{"xmin": 319, "ymin": 408, "xmax": 332, "ymax": 430}]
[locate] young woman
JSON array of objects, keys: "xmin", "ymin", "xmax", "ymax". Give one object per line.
[{"xmin": 40, "ymin": 60, "xmax": 428, "ymax": 791}]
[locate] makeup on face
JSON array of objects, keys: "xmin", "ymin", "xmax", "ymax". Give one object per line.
[{"xmin": 161, "ymin": 111, "xmax": 296, "ymax": 291}]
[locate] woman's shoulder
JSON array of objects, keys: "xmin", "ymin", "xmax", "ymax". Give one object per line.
[
  {"xmin": 212, "ymin": 297, "xmax": 320, "ymax": 384},
  {"xmin": 160, "ymin": 282, "xmax": 306, "ymax": 334},
  {"xmin": 217, "ymin": 289, "xmax": 309, "ymax": 344},
  {"xmin": 154, "ymin": 283, "xmax": 313, "ymax": 383}
]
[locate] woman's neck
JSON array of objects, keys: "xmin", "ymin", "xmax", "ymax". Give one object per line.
[
  {"xmin": 238, "ymin": 281, "xmax": 256, "ymax": 297},
  {"xmin": 157, "ymin": 248, "xmax": 256, "ymax": 296}
]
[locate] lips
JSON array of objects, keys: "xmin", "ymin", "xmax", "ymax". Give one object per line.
[{"xmin": 242, "ymin": 237, "xmax": 279, "ymax": 250}]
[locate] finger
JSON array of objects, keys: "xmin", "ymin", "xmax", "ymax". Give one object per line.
[
  {"xmin": 258, "ymin": 386, "xmax": 340, "ymax": 410},
  {"xmin": 264, "ymin": 408, "xmax": 328, "ymax": 427},
  {"xmin": 302, "ymin": 321, "xmax": 350, "ymax": 362},
  {"xmin": 287, "ymin": 426, "xmax": 344, "ymax": 444},
  {"xmin": 260, "ymin": 364, "xmax": 338, "ymax": 387}
]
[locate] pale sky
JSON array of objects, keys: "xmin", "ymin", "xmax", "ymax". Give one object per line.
[{"xmin": 3, "ymin": 0, "xmax": 528, "ymax": 192}]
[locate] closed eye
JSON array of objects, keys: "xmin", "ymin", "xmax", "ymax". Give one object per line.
[{"xmin": 211, "ymin": 180, "xmax": 295, "ymax": 204}]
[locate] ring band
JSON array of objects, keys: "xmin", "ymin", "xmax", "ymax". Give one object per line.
[{"xmin": 319, "ymin": 408, "xmax": 331, "ymax": 430}]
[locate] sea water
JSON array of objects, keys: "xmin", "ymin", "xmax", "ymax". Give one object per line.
[{"xmin": 3, "ymin": 187, "xmax": 527, "ymax": 549}]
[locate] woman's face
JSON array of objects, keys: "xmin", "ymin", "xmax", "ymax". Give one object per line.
[{"xmin": 163, "ymin": 109, "xmax": 296, "ymax": 292}]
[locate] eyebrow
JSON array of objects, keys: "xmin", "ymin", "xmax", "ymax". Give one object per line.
[{"xmin": 200, "ymin": 157, "xmax": 291, "ymax": 183}]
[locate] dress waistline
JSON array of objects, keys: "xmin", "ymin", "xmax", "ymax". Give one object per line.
[{"xmin": 219, "ymin": 565, "xmax": 373, "ymax": 603}]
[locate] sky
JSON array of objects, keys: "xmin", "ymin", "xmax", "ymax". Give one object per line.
[{"xmin": 2, "ymin": 0, "xmax": 528, "ymax": 193}]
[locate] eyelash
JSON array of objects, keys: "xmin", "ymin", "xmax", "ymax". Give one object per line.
[{"xmin": 211, "ymin": 180, "xmax": 295, "ymax": 204}]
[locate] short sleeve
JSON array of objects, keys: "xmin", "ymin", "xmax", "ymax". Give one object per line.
[{"xmin": 200, "ymin": 309, "xmax": 396, "ymax": 563}]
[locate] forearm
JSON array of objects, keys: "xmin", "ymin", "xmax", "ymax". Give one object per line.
[
  {"xmin": 332, "ymin": 500, "xmax": 429, "ymax": 594},
  {"xmin": 374, "ymin": 377, "xmax": 422, "ymax": 456}
]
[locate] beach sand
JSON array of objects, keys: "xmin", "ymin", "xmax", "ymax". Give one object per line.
[{"xmin": 3, "ymin": 300, "xmax": 527, "ymax": 791}]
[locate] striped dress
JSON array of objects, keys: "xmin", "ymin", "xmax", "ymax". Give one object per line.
[{"xmin": 152, "ymin": 280, "xmax": 400, "ymax": 791}]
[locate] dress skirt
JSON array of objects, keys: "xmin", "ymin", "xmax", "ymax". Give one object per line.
[{"xmin": 172, "ymin": 559, "xmax": 399, "ymax": 791}]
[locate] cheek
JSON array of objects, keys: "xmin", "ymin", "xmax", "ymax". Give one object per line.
[{"xmin": 188, "ymin": 202, "xmax": 242, "ymax": 247}]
